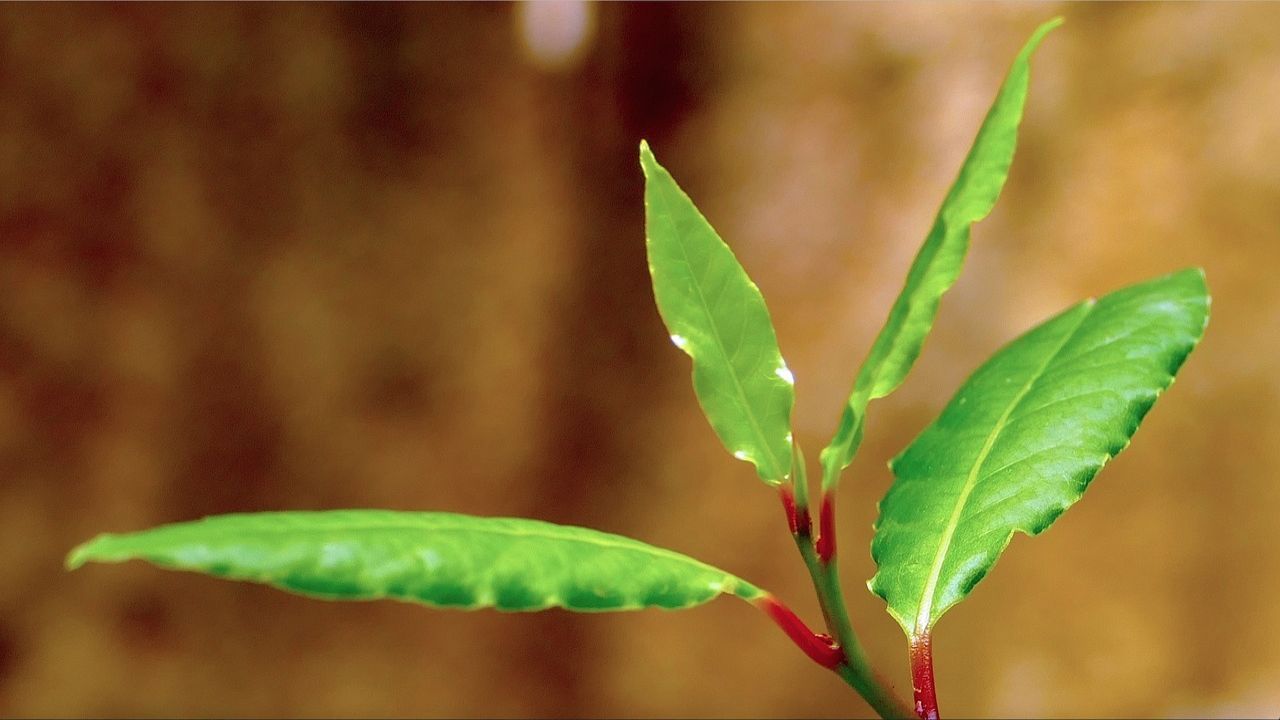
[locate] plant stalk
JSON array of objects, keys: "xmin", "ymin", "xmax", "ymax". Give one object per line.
[
  {"xmin": 778, "ymin": 449, "xmax": 912, "ymax": 719},
  {"xmin": 808, "ymin": 492, "xmax": 911, "ymax": 719},
  {"xmin": 908, "ymin": 633, "xmax": 940, "ymax": 720}
]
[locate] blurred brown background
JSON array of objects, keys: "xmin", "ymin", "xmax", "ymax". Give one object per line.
[{"xmin": 1, "ymin": 2, "xmax": 1277, "ymax": 717}]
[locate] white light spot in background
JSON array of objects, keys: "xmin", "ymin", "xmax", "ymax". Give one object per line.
[
  {"xmin": 733, "ymin": 450, "xmax": 751, "ymax": 461},
  {"xmin": 775, "ymin": 364, "xmax": 796, "ymax": 385},
  {"xmin": 516, "ymin": 1, "xmax": 596, "ymax": 72},
  {"xmin": 670, "ymin": 334, "xmax": 690, "ymax": 351}
]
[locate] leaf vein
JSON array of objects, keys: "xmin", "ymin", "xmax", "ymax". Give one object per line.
[
  {"xmin": 648, "ymin": 173, "xmax": 785, "ymax": 480},
  {"xmin": 913, "ymin": 302, "xmax": 1095, "ymax": 633}
]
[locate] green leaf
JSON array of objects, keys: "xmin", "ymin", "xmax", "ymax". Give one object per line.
[
  {"xmin": 67, "ymin": 510, "xmax": 763, "ymax": 612},
  {"xmin": 819, "ymin": 18, "xmax": 1062, "ymax": 490},
  {"xmin": 641, "ymin": 141, "xmax": 796, "ymax": 485},
  {"xmin": 870, "ymin": 269, "xmax": 1209, "ymax": 636}
]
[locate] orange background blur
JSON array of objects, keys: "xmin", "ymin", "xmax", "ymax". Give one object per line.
[{"xmin": 2, "ymin": 3, "xmax": 1277, "ymax": 717}]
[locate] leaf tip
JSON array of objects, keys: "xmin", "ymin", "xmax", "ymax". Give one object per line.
[
  {"xmin": 1025, "ymin": 16, "xmax": 1064, "ymax": 52},
  {"xmin": 66, "ymin": 532, "xmax": 128, "ymax": 571},
  {"xmin": 638, "ymin": 139, "xmax": 657, "ymax": 171},
  {"xmin": 65, "ymin": 538, "xmax": 98, "ymax": 571}
]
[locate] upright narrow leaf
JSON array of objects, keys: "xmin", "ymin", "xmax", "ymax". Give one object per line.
[
  {"xmin": 641, "ymin": 141, "xmax": 795, "ymax": 484},
  {"xmin": 870, "ymin": 269, "xmax": 1209, "ymax": 636},
  {"xmin": 68, "ymin": 510, "xmax": 763, "ymax": 612},
  {"xmin": 819, "ymin": 19, "xmax": 1062, "ymax": 490}
]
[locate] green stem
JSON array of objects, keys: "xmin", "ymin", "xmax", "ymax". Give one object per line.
[
  {"xmin": 837, "ymin": 662, "xmax": 914, "ymax": 720},
  {"xmin": 802, "ymin": 536, "xmax": 911, "ymax": 719},
  {"xmin": 782, "ymin": 445, "xmax": 912, "ymax": 719}
]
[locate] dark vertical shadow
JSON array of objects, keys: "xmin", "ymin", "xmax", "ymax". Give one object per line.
[{"xmin": 510, "ymin": 4, "xmax": 720, "ymax": 715}]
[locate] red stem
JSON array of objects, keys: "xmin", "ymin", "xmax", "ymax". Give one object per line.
[
  {"xmin": 909, "ymin": 633, "xmax": 940, "ymax": 720},
  {"xmin": 755, "ymin": 595, "xmax": 843, "ymax": 670},
  {"xmin": 778, "ymin": 485, "xmax": 811, "ymax": 537},
  {"xmin": 816, "ymin": 492, "xmax": 836, "ymax": 564}
]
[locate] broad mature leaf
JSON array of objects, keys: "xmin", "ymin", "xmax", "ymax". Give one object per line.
[
  {"xmin": 870, "ymin": 269, "xmax": 1209, "ymax": 636},
  {"xmin": 641, "ymin": 141, "xmax": 796, "ymax": 484},
  {"xmin": 67, "ymin": 510, "xmax": 762, "ymax": 612},
  {"xmin": 819, "ymin": 18, "xmax": 1062, "ymax": 490}
]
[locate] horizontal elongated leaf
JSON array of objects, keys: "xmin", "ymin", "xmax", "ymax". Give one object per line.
[
  {"xmin": 820, "ymin": 18, "xmax": 1062, "ymax": 490},
  {"xmin": 68, "ymin": 510, "xmax": 762, "ymax": 612},
  {"xmin": 870, "ymin": 269, "xmax": 1209, "ymax": 635},
  {"xmin": 641, "ymin": 141, "xmax": 796, "ymax": 484}
]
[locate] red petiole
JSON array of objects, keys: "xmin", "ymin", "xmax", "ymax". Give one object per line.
[
  {"xmin": 778, "ymin": 485, "xmax": 811, "ymax": 538},
  {"xmin": 816, "ymin": 492, "xmax": 837, "ymax": 564},
  {"xmin": 909, "ymin": 633, "xmax": 940, "ymax": 720},
  {"xmin": 754, "ymin": 594, "xmax": 844, "ymax": 670}
]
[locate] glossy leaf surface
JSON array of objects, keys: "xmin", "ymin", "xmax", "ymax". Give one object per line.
[
  {"xmin": 820, "ymin": 19, "xmax": 1061, "ymax": 490},
  {"xmin": 641, "ymin": 141, "xmax": 795, "ymax": 484},
  {"xmin": 68, "ymin": 510, "xmax": 762, "ymax": 611},
  {"xmin": 870, "ymin": 269, "xmax": 1209, "ymax": 635}
]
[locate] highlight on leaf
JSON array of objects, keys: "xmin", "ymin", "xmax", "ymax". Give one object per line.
[
  {"xmin": 67, "ymin": 510, "xmax": 763, "ymax": 613},
  {"xmin": 819, "ymin": 17, "xmax": 1063, "ymax": 491},
  {"xmin": 869, "ymin": 268, "xmax": 1209, "ymax": 636},
  {"xmin": 641, "ymin": 141, "xmax": 796, "ymax": 485}
]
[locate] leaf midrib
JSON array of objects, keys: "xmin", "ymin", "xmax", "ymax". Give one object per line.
[
  {"xmin": 912, "ymin": 300, "xmax": 1094, "ymax": 634},
  {"xmin": 648, "ymin": 171, "xmax": 785, "ymax": 482}
]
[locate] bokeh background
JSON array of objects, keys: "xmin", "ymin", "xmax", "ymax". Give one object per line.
[{"xmin": 1, "ymin": 2, "xmax": 1277, "ymax": 717}]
